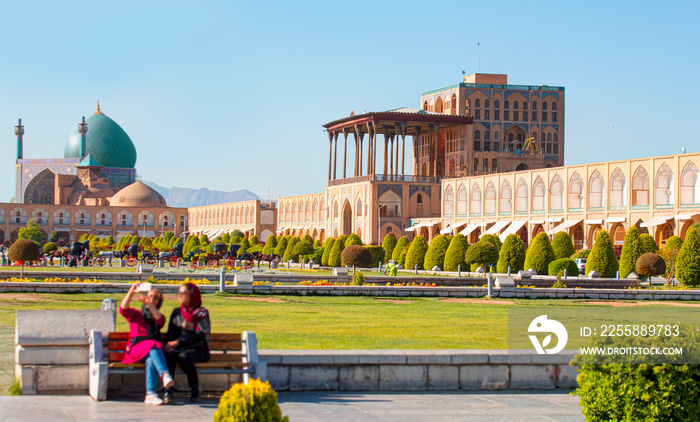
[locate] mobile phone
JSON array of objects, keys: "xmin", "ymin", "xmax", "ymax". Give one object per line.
[{"xmin": 136, "ymin": 282, "xmax": 152, "ymax": 293}]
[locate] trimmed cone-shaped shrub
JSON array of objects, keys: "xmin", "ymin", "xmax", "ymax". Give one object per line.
[
  {"xmin": 571, "ymin": 249, "xmax": 591, "ymax": 259},
  {"xmin": 585, "ymin": 230, "xmax": 619, "ymax": 278},
  {"xmin": 313, "ymin": 240, "xmax": 322, "ymax": 248},
  {"xmin": 479, "ymin": 234, "xmax": 502, "ymax": 252},
  {"xmin": 365, "ymin": 245, "xmax": 385, "ymax": 267},
  {"xmin": 663, "ymin": 235, "xmax": 683, "ymax": 252},
  {"xmin": 230, "ymin": 236, "xmax": 242, "ymax": 245},
  {"xmin": 524, "ymin": 232, "xmax": 556, "ymax": 275},
  {"xmin": 312, "ymin": 246, "xmax": 324, "ymax": 264},
  {"xmin": 238, "ymin": 237, "xmax": 251, "ymax": 255},
  {"xmin": 382, "ymin": 233, "xmax": 397, "ymax": 263},
  {"xmin": 636, "ymin": 253, "xmax": 666, "ymax": 279},
  {"xmin": 263, "ymin": 235, "xmax": 278, "ymax": 254},
  {"xmin": 497, "ymin": 234, "xmax": 526, "ymax": 274},
  {"xmin": 345, "ymin": 233, "xmax": 363, "ymax": 247},
  {"xmin": 465, "ymin": 241, "xmax": 499, "ymax": 271},
  {"xmin": 321, "ymin": 237, "xmax": 335, "ymax": 266},
  {"xmin": 341, "ymin": 245, "xmax": 372, "ymax": 275},
  {"xmin": 639, "ymin": 233, "xmax": 659, "ymax": 254},
  {"xmin": 282, "ymin": 237, "xmax": 300, "ymax": 263},
  {"xmin": 444, "ymin": 234, "xmax": 470, "ymax": 272},
  {"xmin": 9, "ymin": 239, "xmax": 41, "ymax": 279},
  {"xmin": 392, "ymin": 236, "xmax": 410, "ymax": 264},
  {"xmin": 337, "ymin": 234, "xmax": 348, "ymax": 248},
  {"xmin": 405, "ymin": 235, "xmax": 429, "ymax": 270},
  {"xmin": 676, "ymin": 226, "xmax": 700, "ymax": 286},
  {"xmin": 424, "ymin": 235, "xmax": 450, "ymax": 270},
  {"xmin": 548, "ymin": 258, "xmax": 579, "ymax": 277},
  {"xmin": 249, "ymin": 235, "xmax": 260, "ymax": 246},
  {"xmin": 292, "ymin": 239, "xmax": 314, "ymax": 262},
  {"xmin": 552, "ymin": 231, "xmax": 575, "ymax": 259},
  {"xmin": 213, "ymin": 379, "xmax": 289, "ymax": 422},
  {"xmin": 273, "ymin": 236, "xmax": 288, "ymax": 257},
  {"xmin": 328, "ymin": 237, "xmax": 345, "ymax": 267},
  {"xmin": 199, "ymin": 234, "xmax": 210, "ymax": 247},
  {"xmin": 618, "ymin": 226, "xmax": 642, "ymax": 278}
]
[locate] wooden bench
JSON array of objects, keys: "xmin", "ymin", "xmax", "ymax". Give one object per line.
[{"xmin": 88, "ymin": 330, "xmax": 266, "ymax": 401}]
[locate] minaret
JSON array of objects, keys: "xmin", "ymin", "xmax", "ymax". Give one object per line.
[
  {"xmin": 78, "ymin": 116, "xmax": 88, "ymax": 158},
  {"xmin": 14, "ymin": 118, "xmax": 24, "ymax": 160}
]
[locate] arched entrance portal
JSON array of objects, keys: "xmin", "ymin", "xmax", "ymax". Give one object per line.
[
  {"xmin": 572, "ymin": 224, "xmax": 584, "ymax": 251},
  {"xmin": 341, "ymin": 201, "xmax": 352, "ymax": 236},
  {"xmin": 517, "ymin": 225, "xmax": 529, "ymax": 248}
]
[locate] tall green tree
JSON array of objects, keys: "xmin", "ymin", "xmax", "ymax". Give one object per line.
[
  {"xmin": 618, "ymin": 226, "xmax": 642, "ymax": 278},
  {"xmin": 585, "ymin": 230, "xmax": 619, "ymax": 278},
  {"xmin": 18, "ymin": 219, "xmax": 46, "ymax": 245},
  {"xmin": 497, "ymin": 234, "xmax": 526, "ymax": 274},
  {"xmin": 444, "ymin": 234, "xmax": 470, "ymax": 272},
  {"xmin": 282, "ymin": 237, "xmax": 300, "ymax": 263}
]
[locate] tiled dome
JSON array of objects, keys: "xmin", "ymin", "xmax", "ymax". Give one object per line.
[
  {"xmin": 109, "ymin": 181, "xmax": 166, "ymax": 207},
  {"xmin": 64, "ymin": 103, "xmax": 137, "ymax": 168}
]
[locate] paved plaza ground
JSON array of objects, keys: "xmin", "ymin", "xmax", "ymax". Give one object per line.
[{"xmin": 0, "ymin": 391, "xmax": 583, "ymax": 421}]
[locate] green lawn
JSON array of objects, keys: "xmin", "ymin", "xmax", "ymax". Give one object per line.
[{"xmin": 0, "ymin": 265, "xmax": 137, "ymax": 273}]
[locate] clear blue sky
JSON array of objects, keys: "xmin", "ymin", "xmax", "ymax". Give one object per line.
[{"xmin": 1, "ymin": 0, "xmax": 698, "ymax": 202}]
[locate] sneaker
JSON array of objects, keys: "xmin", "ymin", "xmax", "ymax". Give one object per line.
[
  {"xmin": 162, "ymin": 373, "xmax": 175, "ymax": 389},
  {"xmin": 145, "ymin": 393, "xmax": 163, "ymax": 405}
]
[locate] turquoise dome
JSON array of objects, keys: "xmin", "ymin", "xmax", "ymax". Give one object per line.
[{"xmin": 64, "ymin": 108, "xmax": 137, "ymax": 168}]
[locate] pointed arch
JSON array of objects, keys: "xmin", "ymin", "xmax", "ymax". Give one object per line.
[
  {"xmin": 515, "ymin": 178, "xmax": 528, "ymax": 212},
  {"xmin": 356, "ymin": 196, "xmax": 363, "ymax": 217},
  {"xmin": 500, "ymin": 180, "xmax": 512, "ymax": 213},
  {"xmin": 589, "ymin": 170, "xmax": 605, "ymax": 208},
  {"xmin": 444, "ymin": 185, "xmax": 455, "ymax": 216},
  {"xmin": 681, "ymin": 161, "xmax": 700, "ymax": 204},
  {"xmin": 609, "ymin": 167, "xmax": 627, "ymax": 208},
  {"xmin": 457, "ymin": 183, "xmax": 468, "ymax": 215},
  {"xmin": 484, "ymin": 181, "xmax": 497, "ymax": 214},
  {"xmin": 470, "ymin": 182, "xmax": 482, "ymax": 215},
  {"xmin": 533, "ymin": 176, "xmax": 545, "ymax": 211},
  {"xmin": 549, "ymin": 174, "xmax": 564, "ymax": 210},
  {"xmin": 378, "ymin": 191, "xmax": 401, "ymax": 218},
  {"xmin": 656, "ymin": 163, "xmax": 674, "ymax": 206},
  {"xmin": 632, "ymin": 166, "xmax": 650, "ymax": 206},
  {"xmin": 320, "ymin": 197, "xmax": 327, "ymax": 221}
]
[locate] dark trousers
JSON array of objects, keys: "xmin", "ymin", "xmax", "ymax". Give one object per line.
[{"xmin": 164, "ymin": 348, "xmax": 210, "ymax": 390}]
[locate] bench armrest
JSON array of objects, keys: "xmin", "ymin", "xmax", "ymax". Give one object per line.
[{"xmin": 89, "ymin": 330, "xmax": 108, "ymax": 401}]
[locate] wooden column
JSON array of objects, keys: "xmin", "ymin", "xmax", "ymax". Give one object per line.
[
  {"xmin": 343, "ymin": 132, "xmax": 348, "ymax": 179},
  {"xmin": 413, "ymin": 126, "xmax": 422, "ymax": 176},
  {"xmin": 427, "ymin": 124, "xmax": 434, "ymax": 177},
  {"xmin": 327, "ymin": 132, "xmax": 333, "ymax": 182},
  {"xmin": 432, "ymin": 124, "xmax": 440, "ymax": 178},
  {"xmin": 382, "ymin": 127, "xmax": 390, "ymax": 177},
  {"xmin": 389, "ymin": 135, "xmax": 394, "ymax": 181},
  {"xmin": 332, "ymin": 131, "xmax": 339, "ymax": 180}
]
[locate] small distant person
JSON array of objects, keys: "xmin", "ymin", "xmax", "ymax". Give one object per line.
[
  {"xmin": 119, "ymin": 283, "xmax": 175, "ymax": 405},
  {"xmin": 383, "ymin": 260, "xmax": 398, "ymax": 277}
]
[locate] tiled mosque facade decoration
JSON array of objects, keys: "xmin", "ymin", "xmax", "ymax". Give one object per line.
[{"xmin": 407, "ymin": 152, "xmax": 700, "ymax": 249}]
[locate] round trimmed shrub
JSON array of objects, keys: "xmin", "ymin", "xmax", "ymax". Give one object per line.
[
  {"xmin": 43, "ymin": 242, "xmax": 58, "ymax": 254},
  {"xmin": 551, "ymin": 231, "xmax": 575, "ymax": 259},
  {"xmin": 524, "ymin": 232, "xmax": 556, "ymax": 275},
  {"xmin": 465, "ymin": 241, "xmax": 499, "ymax": 271},
  {"xmin": 548, "ymin": 258, "xmax": 579, "ymax": 277},
  {"xmin": 328, "ymin": 237, "xmax": 345, "ymax": 267},
  {"xmin": 382, "ymin": 233, "xmax": 397, "ymax": 262},
  {"xmin": 341, "ymin": 245, "xmax": 372, "ymax": 272},
  {"xmin": 9, "ymin": 239, "xmax": 41, "ymax": 263},
  {"xmin": 585, "ymin": 230, "xmax": 619, "ymax": 278},
  {"xmin": 618, "ymin": 225, "xmax": 642, "ymax": 278},
  {"xmin": 639, "ymin": 233, "xmax": 659, "ymax": 254},
  {"xmin": 321, "ymin": 237, "xmax": 335, "ymax": 266},
  {"xmin": 345, "ymin": 233, "xmax": 363, "ymax": 246},
  {"xmin": 424, "ymin": 235, "xmax": 450, "ymax": 270},
  {"xmin": 230, "ymin": 236, "xmax": 242, "ymax": 245},
  {"xmin": 213, "ymin": 379, "xmax": 289, "ymax": 422},
  {"xmin": 405, "ymin": 236, "xmax": 429, "ymax": 270},
  {"xmin": 444, "ymin": 234, "xmax": 470, "ymax": 272},
  {"xmin": 636, "ymin": 252, "xmax": 666, "ymax": 279},
  {"xmin": 273, "ymin": 236, "xmax": 288, "ymax": 257},
  {"xmin": 677, "ymin": 226, "xmax": 700, "ymax": 286},
  {"xmin": 352, "ymin": 272, "xmax": 366, "ymax": 286},
  {"xmin": 365, "ymin": 245, "xmax": 385, "ymax": 267},
  {"xmin": 392, "ymin": 236, "xmax": 410, "ymax": 264},
  {"xmin": 497, "ymin": 234, "xmax": 526, "ymax": 274}
]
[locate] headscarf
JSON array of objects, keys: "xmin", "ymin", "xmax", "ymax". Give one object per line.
[{"xmin": 181, "ymin": 282, "xmax": 205, "ymax": 324}]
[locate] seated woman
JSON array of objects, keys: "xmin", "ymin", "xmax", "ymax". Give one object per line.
[
  {"xmin": 163, "ymin": 282, "xmax": 211, "ymax": 403},
  {"xmin": 119, "ymin": 283, "xmax": 175, "ymax": 405}
]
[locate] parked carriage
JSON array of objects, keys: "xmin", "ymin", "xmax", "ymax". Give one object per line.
[{"xmin": 157, "ymin": 242, "xmax": 184, "ymax": 267}]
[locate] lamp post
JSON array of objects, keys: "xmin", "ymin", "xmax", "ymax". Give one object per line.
[{"xmin": 376, "ymin": 204, "xmax": 386, "ymax": 245}]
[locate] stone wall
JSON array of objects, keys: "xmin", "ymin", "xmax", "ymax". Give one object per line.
[{"xmin": 259, "ymin": 350, "xmax": 579, "ymax": 391}]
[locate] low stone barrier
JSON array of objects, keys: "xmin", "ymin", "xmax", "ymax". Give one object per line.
[
  {"xmin": 259, "ymin": 350, "xmax": 579, "ymax": 391},
  {"xmin": 15, "ymin": 310, "xmax": 115, "ymax": 395},
  {"xmin": 2, "ymin": 281, "xmax": 700, "ymax": 300}
]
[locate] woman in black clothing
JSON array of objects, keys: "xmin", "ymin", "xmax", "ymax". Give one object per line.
[{"xmin": 163, "ymin": 282, "xmax": 211, "ymax": 403}]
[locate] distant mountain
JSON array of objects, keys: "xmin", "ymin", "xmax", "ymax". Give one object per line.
[{"xmin": 143, "ymin": 181, "xmax": 260, "ymax": 208}]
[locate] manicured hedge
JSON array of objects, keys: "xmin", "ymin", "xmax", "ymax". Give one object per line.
[
  {"xmin": 328, "ymin": 237, "xmax": 345, "ymax": 267},
  {"xmin": 523, "ymin": 232, "xmax": 556, "ymax": 275},
  {"xmin": 365, "ymin": 245, "xmax": 385, "ymax": 267},
  {"xmin": 548, "ymin": 258, "xmax": 579, "ymax": 277},
  {"xmin": 551, "ymin": 231, "xmax": 575, "ymax": 259},
  {"xmin": 424, "ymin": 235, "xmax": 450, "ymax": 270},
  {"xmin": 444, "ymin": 234, "xmax": 469, "ymax": 272},
  {"xmin": 321, "ymin": 237, "xmax": 335, "ymax": 266},
  {"xmin": 382, "ymin": 233, "xmax": 398, "ymax": 263},
  {"xmin": 9, "ymin": 239, "xmax": 41, "ymax": 263},
  {"xmin": 639, "ymin": 233, "xmax": 659, "ymax": 254},
  {"xmin": 618, "ymin": 226, "xmax": 642, "ymax": 278},
  {"xmin": 497, "ymin": 234, "xmax": 526, "ymax": 274},
  {"xmin": 263, "ymin": 235, "xmax": 278, "ymax": 254},
  {"xmin": 676, "ymin": 226, "xmax": 700, "ymax": 286},
  {"xmin": 404, "ymin": 236, "xmax": 429, "ymax": 270},
  {"xmin": 392, "ymin": 236, "xmax": 410, "ymax": 265},
  {"xmin": 345, "ymin": 233, "xmax": 363, "ymax": 246},
  {"xmin": 585, "ymin": 230, "xmax": 619, "ymax": 278},
  {"xmin": 465, "ymin": 241, "xmax": 499, "ymax": 271},
  {"xmin": 282, "ymin": 237, "xmax": 300, "ymax": 263},
  {"xmin": 273, "ymin": 236, "xmax": 288, "ymax": 257}
]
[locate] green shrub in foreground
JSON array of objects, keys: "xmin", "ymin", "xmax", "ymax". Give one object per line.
[
  {"xmin": 365, "ymin": 245, "xmax": 385, "ymax": 267},
  {"xmin": 585, "ymin": 230, "xmax": 618, "ymax": 278},
  {"xmin": 523, "ymin": 232, "xmax": 555, "ymax": 275},
  {"xmin": 392, "ymin": 236, "xmax": 410, "ymax": 265},
  {"xmin": 551, "ymin": 231, "xmax": 575, "ymax": 259},
  {"xmin": 639, "ymin": 233, "xmax": 659, "ymax": 254},
  {"xmin": 676, "ymin": 226, "xmax": 700, "ymax": 286},
  {"xmin": 213, "ymin": 379, "xmax": 289, "ymax": 422},
  {"xmin": 497, "ymin": 234, "xmax": 526, "ymax": 274},
  {"xmin": 618, "ymin": 225, "xmax": 642, "ymax": 278},
  {"xmin": 382, "ymin": 233, "xmax": 397, "ymax": 263},
  {"xmin": 328, "ymin": 237, "xmax": 345, "ymax": 267},
  {"xmin": 424, "ymin": 235, "xmax": 450, "ymax": 270},
  {"xmin": 321, "ymin": 237, "xmax": 334, "ymax": 266},
  {"xmin": 465, "ymin": 241, "xmax": 499, "ymax": 271},
  {"xmin": 548, "ymin": 258, "xmax": 579, "ymax": 277},
  {"xmin": 444, "ymin": 234, "xmax": 469, "ymax": 272},
  {"xmin": 405, "ymin": 236, "xmax": 429, "ymax": 270}
]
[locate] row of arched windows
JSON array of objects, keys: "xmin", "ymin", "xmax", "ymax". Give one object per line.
[
  {"xmin": 1, "ymin": 208, "xmax": 180, "ymax": 227},
  {"xmin": 469, "ymin": 99, "xmax": 558, "ymax": 111},
  {"xmin": 279, "ymin": 196, "xmax": 327, "ymax": 224},
  {"xmin": 443, "ymin": 161, "xmax": 700, "ymax": 216},
  {"xmin": 191, "ymin": 204, "xmax": 256, "ymax": 227}
]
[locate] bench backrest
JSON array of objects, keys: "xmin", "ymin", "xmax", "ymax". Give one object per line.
[{"xmin": 107, "ymin": 332, "xmax": 245, "ymax": 364}]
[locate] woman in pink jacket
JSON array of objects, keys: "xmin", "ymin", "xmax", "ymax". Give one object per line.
[{"xmin": 119, "ymin": 283, "xmax": 175, "ymax": 405}]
